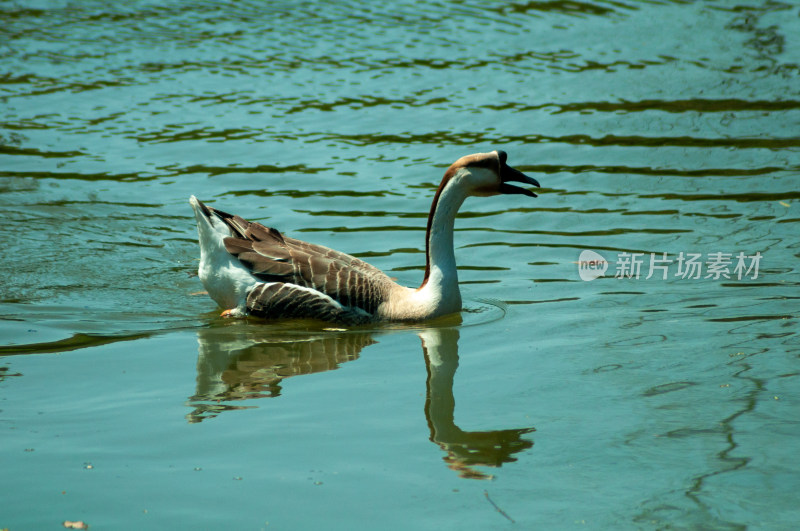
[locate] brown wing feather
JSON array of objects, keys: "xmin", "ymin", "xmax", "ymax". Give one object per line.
[
  {"xmin": 213, "ymin": 209, "xmax": 393, "ymax": 315},
  {"xmin": 281, "ymin": 235, "xmax": 388, "ymax": 279},
  {"xmin": 246, "ymin": 283, "xmax": 372, "ymax": 325}
]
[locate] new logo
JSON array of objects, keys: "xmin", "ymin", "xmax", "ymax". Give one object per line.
[{"xmin": 578, "ymin": 250, "xmax": 608, "ymax": 281}]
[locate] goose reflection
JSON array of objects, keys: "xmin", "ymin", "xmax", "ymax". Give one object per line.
[
  {"xmin": 187, "ymin": 323, "xmax": 375, "ymax": 422},
  {"xmin": 188, "ymin": 322, "xmax": 534, "ymax": 478},
  {"xmin": 420, "ymin": 327, "xmax": 535, "ymax": 479}
]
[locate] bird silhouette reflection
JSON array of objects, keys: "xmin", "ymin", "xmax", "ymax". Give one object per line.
[{"xmin": 188, "ymin": 322, "xmax": 534, "ymax": 478}]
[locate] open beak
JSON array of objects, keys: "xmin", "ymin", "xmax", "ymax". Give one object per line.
[{"xmin": 499, "ymin": 161, "xmax": 540, "ymax": 197}]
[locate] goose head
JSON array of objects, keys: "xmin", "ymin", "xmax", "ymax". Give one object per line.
[{"xmin": 442, "ymin": 150, "xmax": 540, "ymax": 198}]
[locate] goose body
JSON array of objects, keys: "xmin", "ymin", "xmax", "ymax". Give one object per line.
[{"xmin": 190, "ymin": 150, "xmax": 539, "ymax": 324}]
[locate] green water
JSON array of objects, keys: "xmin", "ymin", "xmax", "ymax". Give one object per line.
[{"xmin": 2, "ymin": 1, "xmax": 799, "ymax": 528}]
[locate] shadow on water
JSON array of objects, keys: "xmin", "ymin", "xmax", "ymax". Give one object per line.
[{"xmin": 187, "ymin": 321, "xmax": 534, "ymax": 480}]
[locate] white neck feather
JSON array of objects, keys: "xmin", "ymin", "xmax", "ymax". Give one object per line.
[{"xmin": 416, "ymin": 171, "xmax": 469, "ymax": 315}]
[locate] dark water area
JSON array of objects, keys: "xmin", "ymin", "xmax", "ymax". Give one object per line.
[{"xmin": 2, "ymin": 1, "xmax": 799, "ymax": 528}]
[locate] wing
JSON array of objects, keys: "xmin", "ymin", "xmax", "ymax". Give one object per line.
[
  {"xmin": 246, "ymin": 282, "xmax": 373, "ymax": 325},
  {"xmin": 210, "ymin": 206, "xmax": 394, "ymax": 316}
]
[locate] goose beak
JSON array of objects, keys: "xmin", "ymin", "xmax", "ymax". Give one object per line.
[{"xmin": 499, "ymin": 163, "xmax": 540, "ymax": 198}]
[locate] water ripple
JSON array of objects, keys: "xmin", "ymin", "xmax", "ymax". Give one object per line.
[{"xmin": 489, "ymin": 98, "xmax": 800, "ymax": 114}]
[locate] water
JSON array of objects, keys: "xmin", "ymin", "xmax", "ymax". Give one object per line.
[{"xmin": 2, "ymin": 0, "xmax": 799, "ymax": 528}]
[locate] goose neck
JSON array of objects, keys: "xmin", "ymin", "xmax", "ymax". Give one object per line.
[{"xmin": 421, "ymin": 178, "xmax": 467, "ymax": 294}]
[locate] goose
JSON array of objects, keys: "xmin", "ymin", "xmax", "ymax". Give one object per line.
[{"xmin": 189, "ymin": 150, "xmax": 540, "ymax": 324}]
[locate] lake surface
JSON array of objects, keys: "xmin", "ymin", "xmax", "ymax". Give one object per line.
[{"xmin": 2, "ymin": 0, "xmax": 799, "ymax": 528}]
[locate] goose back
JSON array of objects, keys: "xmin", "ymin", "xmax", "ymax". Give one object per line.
[{"xmin": 205, "ymin": 203, "xmax": 395, "ymax": 319}]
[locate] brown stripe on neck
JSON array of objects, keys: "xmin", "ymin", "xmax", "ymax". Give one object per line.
[
  {"xmin": 418, "ymin": 152, "xmax": 500, "ymax": 290},
  {"xmin": 420, "ymin": 166, "xmax": 456, "ymax": 289}
]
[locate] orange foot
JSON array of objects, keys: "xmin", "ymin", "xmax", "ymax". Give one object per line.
[{"xmin": 220, "ymin": 309, "xmax": 237, "ymax": 318}]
